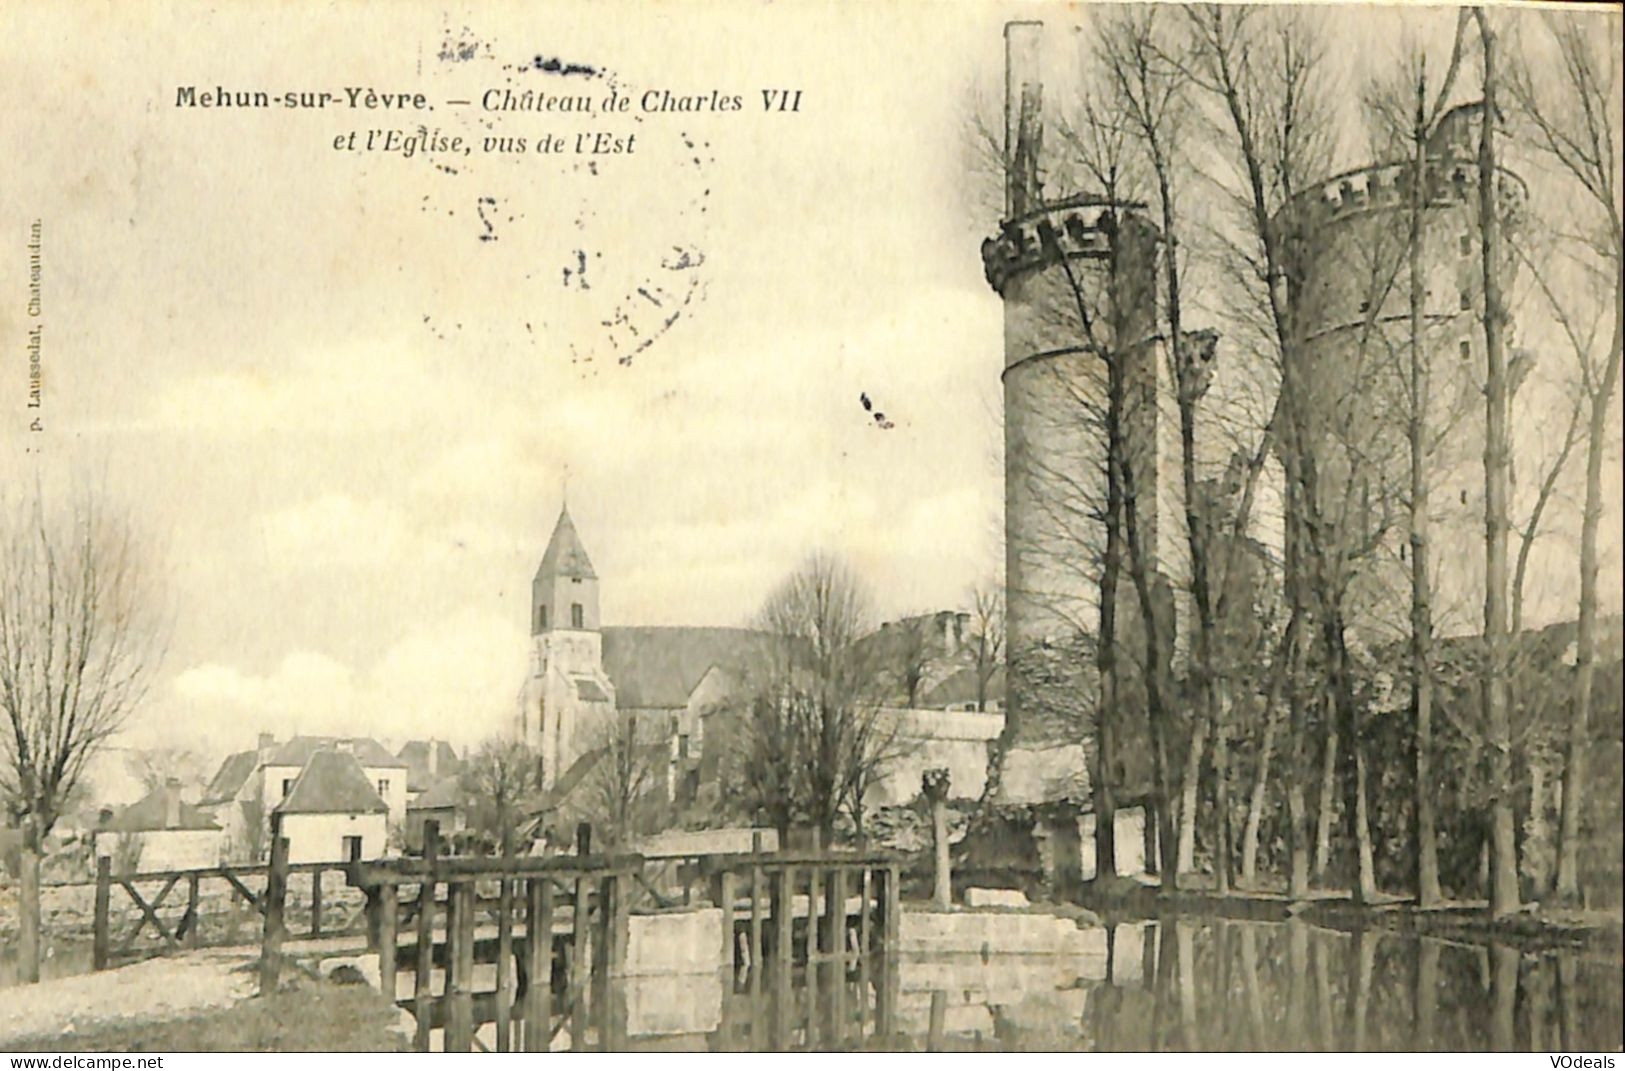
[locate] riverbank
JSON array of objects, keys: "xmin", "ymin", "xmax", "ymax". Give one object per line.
[
  {"xmin": 1076, "ymin": 874, "xmax": 1624, "ymax": 957},
  {"xmin": 0, "ymin": 951, "xmax": 405, "ymax": 1053}
]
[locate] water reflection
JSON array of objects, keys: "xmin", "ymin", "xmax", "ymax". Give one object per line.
[{"xmin": 628, "ymin": 918, "xmax": 1623, "ymax": 1052}]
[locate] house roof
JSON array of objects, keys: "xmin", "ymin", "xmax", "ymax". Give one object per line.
[
  {"xmin": 536, "ymin": 506, "xmax": 596, "ymax": 581},
  {"xmin": 267, "ymin": 736, "xmax": 405, "ymax": 770},
  {"xmin": 202, "ymin": 750, "xmax": 257, "ymax": 804},
  {"xmin": 104, "ymin": 786, "xmax": 221, "ymax": 833},
  {"xmin": 407, "ymin": 774, "xmax": 465, "ymax": 812},
  {"xmin": 275, "ymin": 749, "xmax": 389, "ymax": 815},
  {"xmin": 600, "ymin": 626, "xmax": 772, "ymax": 710},
  {"xmin": 397, "ymin": 739, "xmax": 462, "ymax": 793},
  {"xmin": 923, "ymin": 666, "xmax": 1005, "ymax": 708}
]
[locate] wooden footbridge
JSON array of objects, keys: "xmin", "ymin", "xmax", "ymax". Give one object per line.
[{"xmin": 260, "ymin": 820, "xmax": 906, "ymax": 1052}]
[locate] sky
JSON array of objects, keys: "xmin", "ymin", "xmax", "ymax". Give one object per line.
[{"xmin": 2, "ymin": 1, "xmax": 1619, "ymax": 758}]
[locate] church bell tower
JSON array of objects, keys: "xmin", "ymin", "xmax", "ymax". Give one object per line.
[{"xmin": 519, "ymin": 505, "xmax": 615, "ymax": 785}]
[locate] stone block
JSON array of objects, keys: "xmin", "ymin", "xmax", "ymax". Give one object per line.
[
  {"xmin": 625, "ymin": 908, "xmax": 723, "ymax": 976},
  {"xmin": 623, "ymin": 972, "xmax": 722, "ymax": 1038},
  {"xmin": 964, "ymin": 887, "xmax": 1029, "ymax": 909},
  {"xmin": 319, "ymin": 953, "xmax": 381, "ymax": 991}
]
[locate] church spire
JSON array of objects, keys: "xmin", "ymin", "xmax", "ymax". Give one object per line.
[
  {"xmin": 537, "ymin": 505, "xmax": 597, "ymax": 581},
  {"xmin": 532, "ymin": 504, "xmax": 600, "ymax": 634}
]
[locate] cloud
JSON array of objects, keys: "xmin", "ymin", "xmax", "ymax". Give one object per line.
[{"xmin": 158, "ymin": 609, "xmax": 528, "ymax": 753}]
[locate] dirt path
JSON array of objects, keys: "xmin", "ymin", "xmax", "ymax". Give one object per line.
[{"xmin": 0, "ymin": 950, "xmax": 259, "ymax": 1048}]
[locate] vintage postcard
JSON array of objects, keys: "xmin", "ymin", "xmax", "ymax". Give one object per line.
[{"xmin": 2, "ymin": 0, "xmax": 1621, "ymax": 1056}]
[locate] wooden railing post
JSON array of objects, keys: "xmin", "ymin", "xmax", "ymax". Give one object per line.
[
  {"xmin": 445, "ymin": 880, "xmax": 475, "ymax": 1053},
  {"xmin": 93, "ymin": 854, "xmax": 112, "ymax": 971},
  {"xmin": 874, "ymin": 865, "xmax": 900, "ymax": 1041},
  {"xmin": 717, "ymin": 869, "xmax": 737, "ymax": 974},
  {"xmin": 496, "ymin": 853, "xmax": 514, "ymax": 1051},
  {"xmin": 571, "ymin": 861, "xmax": 591, "ymax": 1049},
  {"xmin": 805, "ymin": 866, "xmax": 820, "ymax": 1046},
  {"xmin": 259, "ymin": 813, "xmax": 289, "ymax": 995},
  {"xmin": 523, "ymin": 878, "xmax": 555, "ymax": 1052},
  {"xmin": 352, "ymin": 838, "xmax": 380, "ymax": 950},
  {"xmin": 749, "ymin": 859, "xmax": 764, "ymax": 1000},
  {"xmin": 310, "ymin": 867, "xmax": 323, "ymax": 939},
  {"xmin": 770, "ymin": 865, "xmax": 793, "ymax": 1050},
  {"xmin": 413, "ymin": 819, "xmax": 439, "ymax": 1053},
  {"xmin": 826, "ymin": 865, "xmax": 848, "ymax": 1042},
  {"xmin": 184, "ymin": 872, "xmax": 201, "ymax": 948},
  {"xmin": 377, "ymin": 878, "xmax": 398, "ymax": 1007},
  {"xmin": 596, "ymin": 872, "xmax": 628, "ymax": 1051}
]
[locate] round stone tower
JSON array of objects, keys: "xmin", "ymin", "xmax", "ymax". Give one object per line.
[
  {"xmin": 1276, "ymin": 101, "xmax": 1526, "ymax": 636},
  {"xmin": 981, "ymin": 22, "xmax": 1163, "ymax": 747}
]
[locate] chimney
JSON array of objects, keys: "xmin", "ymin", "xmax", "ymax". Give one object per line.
[
  {"xmin": 164, "ymin": 778, "xmax": 183, "ymax": 828},
  {"xmin": 336, "ymin": 740, "xmax": 354, "ymax": 755},
  {"xmin": 257, "ymin": 732, "xmax": 275, "ymax": 755},
  {"xmin": 1005, "ymin": 21, "xmax": 1044, "ymax": 219},
  {"xmin": 428, "ymin": 738, "xmax": 439, "ymax": 778}
]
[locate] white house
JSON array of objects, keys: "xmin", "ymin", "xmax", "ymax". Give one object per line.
[
  {"xmin": 261, "ymin": 737, "xmax": 408, "ymax": 827},
  {"xmin": 273, "ymin": 748, "xmax": 390, "ymax": 864}
]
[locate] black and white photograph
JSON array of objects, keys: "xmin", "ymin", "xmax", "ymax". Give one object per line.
[{"xmin": 1, "ymin": 0, "xmax": 1621, "ymax": 1055}]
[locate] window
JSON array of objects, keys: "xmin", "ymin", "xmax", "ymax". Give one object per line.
[
  {"xmin": 1460, "ymin": 232, "xmax": 1472, "ymax": 256},
  {"xmin": 1460, "ymin": 291, "xmax": 1471, "ymax": 311},
  {"xmin": 1460, "ymin": 339, "xmax": 1472, "ymax": 360},
  {"xmin": 571, "ymin": 603, "xmax": 584, "ymax": 628},
  {"xmin": 678, "ymin": 734, "xmax": 690, "ymax": 760},
  {"xmin": 342, "ymin": 835, "xmax": 363, "ymax": 861},
  {"xmin": 377, "ymin": 778, "xmax": 390, "ymax": 797},
  {"xmin": 281, "ymin": 778, "xmax": 294, "ymax": 797},
  {"xmin": 538, "ymin": 605, "xmax": 548, "ymax": 630}
]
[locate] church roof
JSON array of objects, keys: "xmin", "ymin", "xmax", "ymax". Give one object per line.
[
  {"xmin": 275, "ymin": 749, "xmax": 389, "ymax": 815},
  {"xmin": 537, "ymin": 507, "xmax": 597, "ymax": 581},
  {"xmin": 600, "ymin": 626, "xmax": 774, "ymax": 710}
]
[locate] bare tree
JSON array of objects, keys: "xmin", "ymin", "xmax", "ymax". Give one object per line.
[
  {"xmin": 572, "ymin": 712, "xmax": 666, "ymax": 850},
  {"xmin": 1361, "ymin": 13, "xmax": 1472, "ymax": 908},
  {"xmin": 1187, "ymin": 3, "xmax": 1397, "ymax": 902},
  {"xmin": 724, "ymin": 553, "xmax": 903, "ymax": 843},
  {"xmin": 889, "ymin": 615, "xmax": 933, "ymax": 708},
  {"xmin": 461, "ymin": 738, "xmax": 544, "ymax": 854},
  {"xmin": 1471, "ymin": 7, "xmax": 1522, "ymax": 918},
  {"xmin": 0, "ymin": 486, "xmax": 162, "ymax": 854},
  {"xmin": 131, "ymin": 748, "xmax": 209, "ymax": 797},
  {"xmin": 1510, "ymin": 11, "xmax": 1624, "ymax": 905},
  {"xmin": 968, "ymin": 579, "xmax": 1006, "ymax": 713}
]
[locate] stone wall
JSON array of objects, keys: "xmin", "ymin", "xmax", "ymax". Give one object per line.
[{"xmin": 867, "ymin": 709, "xmax": 1003, "ymax": 807}]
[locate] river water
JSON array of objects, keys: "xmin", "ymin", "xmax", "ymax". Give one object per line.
[
  {"xmin": 6, "ymin": 917, "xmax": 1620, "ymax": 1051},
  {"xmin": 629, "ymin": 919, "xmax": 1623, "ymax": 1052}
]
